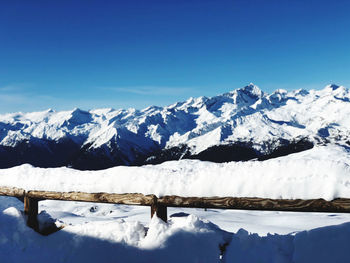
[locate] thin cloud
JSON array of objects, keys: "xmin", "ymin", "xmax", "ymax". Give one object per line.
[
  {"xmin": 0, "ymin": 94, "xmax": 27, "ymax": 104},
  {"xmin": 0, "ymin": 85, "xmax": 28, "ymax": 105},
  {"xmin": 0, "ymin": 90, "xmax": 159, "ymax": 114},
  {"xmin": 0, "ymin": 86, "xmax": 16, "ymax": 92},
  {"xmin": 0, "ymin": 84, "xmax": 59, "ymax": 113},
  {"xmin": 0, "ymin": 83, "xmax": 199, "ymax": 114},
  {"xmin": 0, "ymin": 83, "xmax": 33, "ymax": 92}
]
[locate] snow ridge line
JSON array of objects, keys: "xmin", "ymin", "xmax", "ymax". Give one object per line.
[{"xmin": 0, "ymin": 84, "xmax": 349, "ymax": 169}]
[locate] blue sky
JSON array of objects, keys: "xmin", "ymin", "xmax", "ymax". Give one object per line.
[{"xmin": 0, "ymin": 0, "xmax": 349, "ymax": 113}]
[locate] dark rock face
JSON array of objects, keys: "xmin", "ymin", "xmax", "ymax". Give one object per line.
[
  {"xmin": 0, "ymin": 138, "xmax": 81, "ymax": 169},
  {"xmin": 0, "ymin": 137, "xmax": 314, "ymax": 170},
  {"xmin": 139, "ymin": 144, "xmax": 192, "ymax": 165},
  {"xmin": 141, "ymin": 143, "xmax": 259, "ymax": 165},
  {"xmin": 190, "ymin": 143, "xmax": 259, "ymax": 162},
  {"xmin": 0, "ymin": 140, "xmax": 137, "ymax": 170},
  {"xmin": 66, "ymin": 143, "xmax": 121, "ymax": 170},
  {"xmin": 258, "ymin": 139, "xmax": 314, "ymax": 161},
  {"xmin": 141, "ymin": 139, "xmax": 314, "ymax": 166}
]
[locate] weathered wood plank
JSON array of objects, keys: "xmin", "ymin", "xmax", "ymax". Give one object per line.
[
  {"xmin": 150, "ymin": 195, "xmax": 167, "ymax": 222},
  {"xmin": 0, "ymin": 186, "xmax": 25, "ymax": 197},
  {"xmin": 24, "ymin": 195, "xmax": 39, "ymax": 231},
  {"xmin": 158, "ymin": 196, "xmax": 350, "ymax": 213},
  {"xmin": 1, "ymin": 186, "xmax": 350, "ymax": 214},
  {"xmin": 26, "ymin": 191, "xmax": 156, "ymax": 205}
]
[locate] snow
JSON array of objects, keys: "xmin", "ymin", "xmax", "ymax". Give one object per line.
[
  {"xmin": 0, "ymin": 198, "xmax": 230, "ymax": 263},
  {"xmin": 1, "ymin": 195, "xmax": 350, "ymax": 262},
  {"xmin": 225, "ymin": 222, "xmax": 350, "ymax": 263},
  {"xmin": 1, "ymin": 142, "xmax": 350, "ymax": 261},
  {"xmin": 1, "ymin": 145, "xmax": 350, "ymax": 200},
  {"xmin": 37, "ymin": 199, "xmax": 350, "ymax": 236},
  {"xmin": 1, "ymin": 84, "xmax": 350, "ymax": 162},
  {"xmin": 1, "ymin": 84, "xmax": 350, "ymax": 261}
]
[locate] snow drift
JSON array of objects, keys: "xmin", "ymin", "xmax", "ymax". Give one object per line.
[
  {"xmin": 1, "ymin": 199, "xmax": 350, "ymax": 263},
  {"xmin": 1, "ymin": 145, "xmax": 350, "ymax": 200}
]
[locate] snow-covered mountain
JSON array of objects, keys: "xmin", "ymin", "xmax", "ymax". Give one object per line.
[{"xmin": 0, "ymin": 83, "xmax": 349, "ymax": 169}]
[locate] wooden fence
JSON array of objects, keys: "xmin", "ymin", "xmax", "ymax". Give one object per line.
[{"xmin": 1, "ymin": 186, "xmax": 350, "ymax": 234}]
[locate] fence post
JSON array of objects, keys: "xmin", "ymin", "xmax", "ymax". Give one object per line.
[
  {"xmin": 24, "ymin": 194, "xmax": 39, "ymax": 231},
  {"xmin": 150, "ymin": 196, "xmax": 167, "ymax": 222}
]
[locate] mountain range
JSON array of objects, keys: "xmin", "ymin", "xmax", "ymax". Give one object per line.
[{"xmin": 0, "ymin": 83, "xmax": 349, "ymax": 170}]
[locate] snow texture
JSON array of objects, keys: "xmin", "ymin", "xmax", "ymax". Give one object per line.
[
  {"xmin": 0, "ymin": 204, "xmax": 229, "ymax": 263},
  {"xmin": 1, "ymin": 145, "xmax": 350, "ymax": 200},
  {"xmin": 0, "ymin": 196, "xmax": 350, "ymax": 263}
]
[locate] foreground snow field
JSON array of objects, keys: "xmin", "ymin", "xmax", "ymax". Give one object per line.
[
  {"xmin": 1, "ymin": 144, "xmax": 350, "ymax": 262},
  {"xmin": 1, "ymin": 196, "xmax": 350, "ymax": 263}
]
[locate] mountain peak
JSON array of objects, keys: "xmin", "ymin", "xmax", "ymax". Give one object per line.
[
  {"xmin": 0, "ymin": 84, "xmax": 349, "ymax": 170},
  {"xmin": 66, "ymin": 108, "xmax": 92, "ymax": 126},
  {"xmin": 323, "ymin": 84, "xmax": 348, "ymax": 96},
  {"xmin": 327, "ymin": 84, "xmax": 341, "ymax": 91},
  {"xmin": 238, "ymin": 83, "xmax": 263, "ymax": 99}
]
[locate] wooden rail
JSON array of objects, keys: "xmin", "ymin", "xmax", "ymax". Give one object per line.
[
  {"xmin": 1, "ymin": 186, "xmax": 350, "ymax": 234},
  {"xmin": 158, "ymin": 195, "xmax": 350, "ymax": 212}
]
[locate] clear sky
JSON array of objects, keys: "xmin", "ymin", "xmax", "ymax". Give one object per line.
[{"xmin": 1, "ymin": 0, "xmax": 349, "ymax": 113}]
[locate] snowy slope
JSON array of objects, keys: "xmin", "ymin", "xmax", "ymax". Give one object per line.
[
  {"xmin": 1, "ymin": 145, "xmax": 350, "ymax": 200},
  {"xmin": 0, "ymin": 84, "xmax": 349, "ymax": 169}
]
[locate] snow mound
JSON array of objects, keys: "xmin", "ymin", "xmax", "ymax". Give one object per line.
[
  {"xmin": 0, "ymin": 206, "xmax": 229, "ymax": 263},
  {"xmin": 225, "ymin": 222, "xmax": 350, "ymax": 263},
  {"xmin": 1, "ymin": 200, "xmax": 350, "ymax": 262},
  {"xmin": 1, "ymin": 145, "xmax": 350, "ymax": 200}
]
